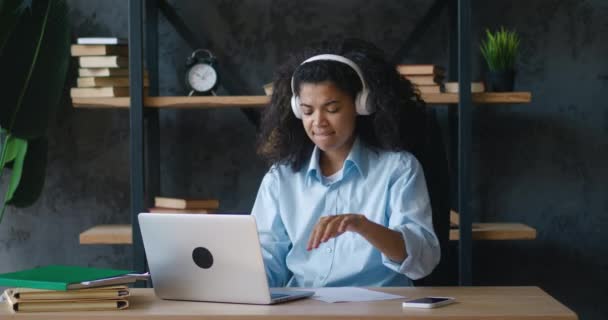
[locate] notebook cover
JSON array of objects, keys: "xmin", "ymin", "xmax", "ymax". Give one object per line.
[
  {"xmin": 4, "ymin": 286, "xmax": 129, "ymax": 301},
  {"xmin": 0, "ymin": 265, "xmax": 133, "ymax": 291},
  {"xmin": 4, "ymin": 292, "xmax": 130, "ymax": 313}
]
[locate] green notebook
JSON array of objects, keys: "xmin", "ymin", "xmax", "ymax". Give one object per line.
[{"xmin": 0, "ymin": 265, "xmax": 148, "ymax": 291}]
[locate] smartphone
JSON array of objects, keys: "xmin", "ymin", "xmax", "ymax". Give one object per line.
[{"xmin": 402, "ymin": 296, "xmax": 456, "ymax": 308}]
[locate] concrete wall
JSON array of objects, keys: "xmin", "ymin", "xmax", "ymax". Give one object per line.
[{"xmin": 1, "ymin": 0, "xmax": 606, "ymax": 318}]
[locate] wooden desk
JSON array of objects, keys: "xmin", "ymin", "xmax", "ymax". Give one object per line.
[{"xmin": 1, "ymin": 286, "xmax": 577, "ymax": 319}]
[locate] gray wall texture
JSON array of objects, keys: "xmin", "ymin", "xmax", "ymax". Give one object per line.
[{"xmin": 1, "ymin": 0, "xmax": 606, "ymax": 319}]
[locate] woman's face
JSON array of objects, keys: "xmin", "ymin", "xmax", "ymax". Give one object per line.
[{"xmin": 298, "ymin": 81, "xmax": 357, "ymax": 155}]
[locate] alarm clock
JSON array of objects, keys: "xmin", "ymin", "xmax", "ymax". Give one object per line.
[{"xmin": 185, "ymin": 49, "xmax": 219, "ymax": 96}]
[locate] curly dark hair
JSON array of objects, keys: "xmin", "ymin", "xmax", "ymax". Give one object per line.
[{"xmin": 257, "ymin": 38, "xmax": 427, "ymax": 171}]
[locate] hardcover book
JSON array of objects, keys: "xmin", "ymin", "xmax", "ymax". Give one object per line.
[
  {"xmin": 71, "ymin": 44, "xmax": 128, "ymax": 56},
  {"xmin": 79, "ymin": 56, "xmax": 128, "ymax": 68},
  {"xmin": 3, "ymin": 285, "xmax": 129, "ymax": 301},
  {"xmin": 70, "ymin": 87, "xmax": 131, "ymax": 98},
  {"xmin": 76, "ymin": 37, "xmax": 127, "ymax": 45},
  {"xmin": 149, "ymin": 207, "xmax": 213, "ymax": 214},
  {"xmin": 154, "ymin": 197, "xmax": 220, "ymax": 210},
  {"xmin": 77, "ymin": 77, "xmax": 149, "ymax": 88},
  {"xmin": 396, "ymin": 64, "xmax": 445, "ymax": 76},
  {"xmin": 0, "ymin": 265, "xmax": 148, "ymax": 291},
  {"xmin": 3, "ymin": 293, "xmax": 129, "ymax": 313},
  {"xmin": 79, "ymin": 68, "xmax": 130, "ymax": 77}
]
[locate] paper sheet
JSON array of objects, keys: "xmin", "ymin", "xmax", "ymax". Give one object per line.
[{"xmin": 310, "ymin": 287, "xmax": 405, "ymax": 303}]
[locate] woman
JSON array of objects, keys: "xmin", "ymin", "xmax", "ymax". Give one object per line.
[{"xmin": 252, "ymin": 39, "xmax": 439, "ymax": 288}]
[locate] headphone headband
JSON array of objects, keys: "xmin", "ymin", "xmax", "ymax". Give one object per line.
[
  {"xmin": 290, "ymin": 54, "xmax": 368, "ymax": 95},
  {"xmin": 290, "ymin": 54, "xmax": 373, "ymax": 118}
]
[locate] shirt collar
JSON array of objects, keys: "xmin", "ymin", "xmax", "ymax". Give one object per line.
[
  {"xmin": 306, "ymin": 146, "xmax": 322, "ymax": 184},
  {"xmin": 305, "ymin": 137, "xmax": 367, "ymax": 185},
  {"xmin": 345, "ymin": 137, "xmax": 366, "ymax": 177}
]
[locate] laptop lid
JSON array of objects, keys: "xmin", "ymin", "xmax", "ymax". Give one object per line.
[{"xmin": 138, "ymin": 213, "xmax": 308, "ymax": 304}]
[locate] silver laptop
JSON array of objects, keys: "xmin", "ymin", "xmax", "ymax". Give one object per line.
[{"xmin": 138, "ymin": 213, "xmax": 314, "ymax": 304}]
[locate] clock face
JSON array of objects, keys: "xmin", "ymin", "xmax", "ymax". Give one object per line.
[{"xmin": 187, "ymin": 63, "xmax": 218, "ymax": 93}]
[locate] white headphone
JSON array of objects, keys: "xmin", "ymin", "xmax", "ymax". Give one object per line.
[{"xmin": 290, "ymin": 54, "xmax": 374, "ymax": 119}]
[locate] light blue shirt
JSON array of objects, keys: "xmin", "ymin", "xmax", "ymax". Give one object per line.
[{"xmin": 251, "ymin": 138, "xmax": 440, "ymax": 288}]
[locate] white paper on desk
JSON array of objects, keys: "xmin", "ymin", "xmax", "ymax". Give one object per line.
[{"xmin": 311, "ymin": 287, "xmax": 405, "ymax": 303}]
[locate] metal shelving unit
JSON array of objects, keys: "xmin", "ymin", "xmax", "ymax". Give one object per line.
[{"xmin": 114, "ymin": 0, "xmax": 530, "ymax": 285}]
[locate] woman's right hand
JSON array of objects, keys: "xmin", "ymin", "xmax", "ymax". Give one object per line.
[{"xmin": 306, "ymin": 213, "xmax": 367, "ymax": 251}]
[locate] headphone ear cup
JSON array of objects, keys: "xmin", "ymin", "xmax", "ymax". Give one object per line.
[
  {"xmin": 291, "ymin": 95, "xmax": 302, "ymax": 119},
  {"xmin": 355, "ymin": 90, "xmax": 373, "ymax": 115}
]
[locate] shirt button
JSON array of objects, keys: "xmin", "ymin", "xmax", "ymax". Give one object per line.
[{"xmin": 326, "ymin": 247, "xmax": 333, "ymax": 253}]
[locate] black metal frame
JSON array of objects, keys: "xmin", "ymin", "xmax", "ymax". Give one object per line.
[
  {"xmin": 128, "ymin": 0, "xmax": 146, "ymax": 277},
  {"xmin": 127, "ymin": 0, "xmax": 474, "ymax": 285},
  {"xmin": 145, "ymin": 0, "xmax": 161, "ymax": 213},
  {"xmin": 456, "ymin": 0, "xmax": 472, "ymax": 286},
  {"xmin": 393, "ymin": 0, "xmax": 474, "ymax": 285}
]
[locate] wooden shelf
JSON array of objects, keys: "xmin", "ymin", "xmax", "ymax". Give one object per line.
[
  {"xmin": 449, "ymin": 210, "xmax": 537, "ymax": 241},
  {"xmin": 450, "ymin": 223, "xmax": 537, "ymax": 241},
  {"xmin": 79, "ymin": 221, "xmax": 536, "ymax": 245},
  {"xmin": 425, "ymin": 91, "xmax": 532, "ymax": 104},
  {"xmin": 72, "ymin": 96, "xmax": 269, "ymax": 109},
  {"xmin": 80, "ymin": 224, "xmax": 132, "ymax": 244},
  {"xmin": 72, "ymin": 92, "xmax": 531, "ymax": 109}
]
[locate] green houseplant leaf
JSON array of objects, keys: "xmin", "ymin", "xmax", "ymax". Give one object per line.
[
  {"xmin": 0, "ymin": 0, "xmax": 69, "ymax": 223},
  {"xmin": 4, "ymin": 136, "xmax": 27, "ymax": 202},
  {"xmin": 0, "ymin": 135, "xmax": 27, "ymax": 222},
  {"xmin": 8, "ymin": 137, "xmax": 47, "ymax": 208},
  {"xmin": 0, "ymin": 134, "xmax": 22, "ymax": 166}
]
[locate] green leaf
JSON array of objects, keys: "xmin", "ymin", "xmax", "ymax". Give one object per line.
[
  {"xmin": 0, "ymin": 0, "xmax": 68, "ymax": 221},
  {"xmin": 0, "ymin": 0, "xmax": 70, "ymax": 140},
  {"xmin": 0, "ymin": 136, "xmax": 27, "ymax": 223},
  {"xmin": 479, "ymin": 26, "xmax": 520, "ymax": 72},
  {"xmin": 0, "ymin": 135, "xmax": 28, "ymax": 222},
  {"xmin": 5, "ymin": 137, "xmax": 27, "ymax": 202},
  {"xmin": 0, "ymin": 134, "xmax": 23, "ymax": 167},
  {"xmin": 8, "ymin": 136, "xmax": 47, "ymax": 207}
]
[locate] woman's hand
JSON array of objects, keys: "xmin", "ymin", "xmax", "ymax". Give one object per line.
[
  {"xmin": 307, "ymin": 214, "xmax": 368, "ymax": 251},
  {"xmin": 306, "ymin": 213, "xmax": 407, "ymax": 262}
]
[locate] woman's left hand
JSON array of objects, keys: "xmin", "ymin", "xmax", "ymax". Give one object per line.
[{"xmin": 307, "ymin": 214, "xmax": 368, "ymax": 251}]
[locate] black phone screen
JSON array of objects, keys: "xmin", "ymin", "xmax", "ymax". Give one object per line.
[{"xmin": 407, "ymin": 297, "xmax": 451, "ymax": 304}]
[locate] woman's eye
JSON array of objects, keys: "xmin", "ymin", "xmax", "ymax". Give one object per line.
[{"xmin": 327, "ymin": 107, "xmax": 339, "ymax": 113}]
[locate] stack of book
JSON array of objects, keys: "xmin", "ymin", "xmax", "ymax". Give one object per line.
[
  {"xmin": 0, "ymin": 265, "xmax": 149, "ymax": 313},
  {"xmin": 396, "ymin": 64, "xmax": 445, "ymax": 94},
  {"xmin": 3, "ymin": 286, "xmax": 130, "ymax": 313},
  {"xmin": 150, "ymin": 196, "xmax": 220, "ymax": 214},
  {"xmin": 443, "ymin": 81, "xmax": 485, "ymax": 93},
  {"xmin": 70, "ymin": 37, "xmax": 148, "ymax": 98}
]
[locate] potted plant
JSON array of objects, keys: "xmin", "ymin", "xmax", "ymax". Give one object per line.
[
  {"xmin": 0, "ymin": 0, "xmax": 70, "ymax": 223},
  {"xmin": 480, "ymin": 27, "xmax": 520, "ymax": 92}
]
